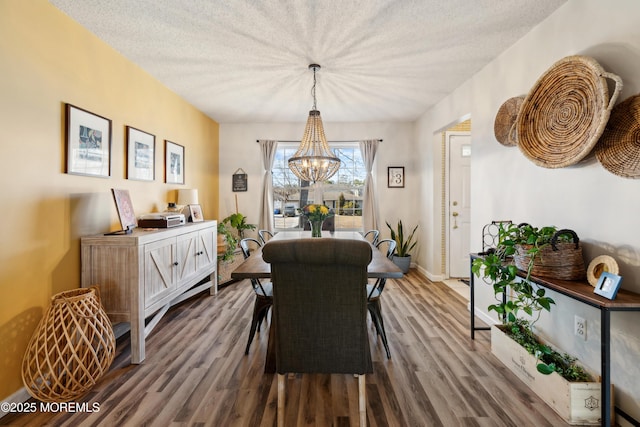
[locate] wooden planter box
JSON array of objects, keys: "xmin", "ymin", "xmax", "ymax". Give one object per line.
[{"xmin": 491, "ymin": 325, "xmax": 611, "ymax": 425}]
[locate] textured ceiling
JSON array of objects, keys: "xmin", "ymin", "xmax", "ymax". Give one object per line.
[{"xmin": 50, "ymin": 0, "xmax": 566, "ymax": 123}]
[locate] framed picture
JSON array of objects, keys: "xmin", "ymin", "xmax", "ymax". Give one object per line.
[
  {"xmin": 127, "ymin": 126, "xmax": 155, "ymax": 181},
  {"xmin": 594, "ymin": 272, "xmax": 622, "ymax": 300},
  {"xmin": 110, "ymin": 188, "xmax": 137, "ymax": 233},
  {"xmin": 189, "ymin": 204, "xmax": 204, "ymax": 222},
  {"xmin": 165, "ymin": 140, "xmax": 185, "ymax": 184},
  {"xmin": 65, "ymin": 103, "xmax": 111, "ymax": 178},
  {"xmin": 388, "ymin": 166, "xmax": 405, "ymax": 188}
]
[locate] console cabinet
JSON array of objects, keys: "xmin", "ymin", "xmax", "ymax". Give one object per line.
[{"xmin": 81, "ymin": 221, "xmax": 217, "ymax": 364}]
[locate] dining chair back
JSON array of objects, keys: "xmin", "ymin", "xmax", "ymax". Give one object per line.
[
  {"xmin": 258, "ymin": 229, "xmax": 274, "ymax": 244},
  {"xmin": 262, "ymin": 238, "xmax": 373, "ymax": 427},
  {"xmin": 239, "ymin": 237, "xmax": 273, "ymax": 354},
  {"xmin": 363, "ymin": 229, "xmax": 380, "ymax": 245},
  {"xmin": 364, "ymin": 238, "xmax": 397, "ymax": 359}
]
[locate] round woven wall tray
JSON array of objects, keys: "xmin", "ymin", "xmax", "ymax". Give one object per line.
[
  {"xmin": 517, "ymin": 55, "xmax": 623, "ymax": 168},
  {"xmin": 595, "ymin": 94, "xmax": 640, "ymax": 178},
  {"xmin": 494, "ymin": 95, "xmax": 525, "ymax": 146}
]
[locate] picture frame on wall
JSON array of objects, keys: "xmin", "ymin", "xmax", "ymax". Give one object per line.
[
  {"xmin": 189, "ymin": 204, "xmax": 204, "ymax": 222},
  {"xmin": 388, "ymin": 166, "xmax": 405, "ymax": 188},
  {"xmin": 594, "ymin": 272, "xmax": 622, "ymax": 300},
  {"xmin": 127, "ymin": 126, "xmax": 155, "ymax": 181},
  {"xmin": 65, "ymin": 103, "xmax": 112, "ymax": 178},
  {"xmin": 165, "ymin": 140, "xmax": 185, "ymax": 184}
]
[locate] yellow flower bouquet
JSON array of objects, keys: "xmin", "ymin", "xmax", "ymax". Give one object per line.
[{"xmin": 302, "ymin": 204, "xmax": 333, "ymax": 237}]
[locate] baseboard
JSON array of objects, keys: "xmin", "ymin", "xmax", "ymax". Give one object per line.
[
  {"xmin": 0, "ymin": 387, "xmax": 31, "ymax": 419},
  {"xmin": 415, "ymin": 265, "xmax": 445, "ymax": 282}
]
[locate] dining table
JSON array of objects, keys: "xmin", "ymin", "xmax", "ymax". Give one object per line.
[{"xmin": 230, "ymin": 230, "xmax": 404, "ymax": 372}]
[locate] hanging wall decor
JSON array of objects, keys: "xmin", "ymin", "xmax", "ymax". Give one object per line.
[
  {"xmin": 494, "ymin": 95, "xmax": 525, "ymax": 147},
  {"xmin": 517, "ymin": 55, "xmax": 622, "ymax": 168}
]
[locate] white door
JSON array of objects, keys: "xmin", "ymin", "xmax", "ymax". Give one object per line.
[{"xmin": 447, "ymin": 132, "xmax": 471, "ymax": 278}]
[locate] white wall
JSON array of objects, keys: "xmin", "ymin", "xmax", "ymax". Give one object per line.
[
  {"xmin": 415, "ymin": 0, "xmax": 640, "ymax": 420},
  {"xmin": 218, "ymin": 121, "xmax": 419, "ymax": 242}
]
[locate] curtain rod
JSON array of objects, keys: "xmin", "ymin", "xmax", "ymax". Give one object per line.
[{"xmin": 256, "ymin": 139, "xmax": 382, "ymax": 143}]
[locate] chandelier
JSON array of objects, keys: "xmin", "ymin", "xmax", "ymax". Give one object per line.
[{"xmin": 288, "ymin": 64, "xmax": 341, "ymax": 183}]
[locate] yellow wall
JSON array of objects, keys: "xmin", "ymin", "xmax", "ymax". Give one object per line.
[{"xmin": 0, "ymin": 1, "xmax": 219, "ymax": 399}]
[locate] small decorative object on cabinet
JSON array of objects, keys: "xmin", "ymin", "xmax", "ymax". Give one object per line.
[
  {"xmin": 81, "ymin": 221, "xmax": 217, "ymax": 364},
  {"xmin": 586, "ymin": 255, "xmax": 619, "ymax": 287},
  {"xmin": 22, "ymin": 287, "xmax": 115, "ymax": 402}
]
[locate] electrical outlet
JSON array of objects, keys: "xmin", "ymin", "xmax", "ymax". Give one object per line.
[{"xmin": 574, "ymin": 315, "xmax": 587, "ymax": 341}]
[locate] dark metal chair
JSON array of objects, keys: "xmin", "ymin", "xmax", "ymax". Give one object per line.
[
  {"xmin": 262, "ymin": 239, "xmax": 373, "ymax": 427},
  {"xmin": 258, "ymin": 229, "xmax": 274, "ymax": 244},
  {"xmin": 366, "ymin": 238, "xmax": 396, "ymax": 359},
  {"xmin": 239, "ymin": 238, "xmax": 273, "ymax": 355},
  {"xmin": 363, "ymin": 229, "xmax": 380, "ymax": 245}
]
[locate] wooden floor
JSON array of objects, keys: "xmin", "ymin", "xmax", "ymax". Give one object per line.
[{"xmin": 3, "ymin": 271, "xmax": 582, "ymax": 426}]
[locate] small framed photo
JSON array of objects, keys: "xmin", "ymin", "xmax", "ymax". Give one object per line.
[
  {"xmin": 127, "ymin": 126, "xmax": 155, "ymax": 181},
  {"xmin": 594, "ymin": 272, "xmax": 622, "ymax": 300},
  {"xmin": 65, "ymin": 103, "xmax": 111, "ymax": 178},
  {"xmin": 388, "ymin": 166, "xmax": 405, "ymax": 188},
  {"xmin": 189, "ymin": 204, "xmax": 204, "ymax": 222},
  {"xmin": 110, "ymin": 188, "xmax": 137, "ymax": 233},
  {"xmin": 165, "ymin": 140, "xmax": 185, "ymax": 184}
]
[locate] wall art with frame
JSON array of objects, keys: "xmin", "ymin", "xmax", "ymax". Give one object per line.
[
  {"xmin": 388, "ymin": 166, "xmax": 405, "ymax": 188},
  {"xmin": 126, "ymin": 126, "xmax": 155, "ymax": 181},
  {"xmin": 65, "ymin": 103, "xmax": 112, "ymax": 178},
  {"xmin": 165, "ymin": 140, "xmax": 185, "ymax": 184},
  {"xmin": 189, "ymin": 204, "xmax": 204, "ymax": 222}
]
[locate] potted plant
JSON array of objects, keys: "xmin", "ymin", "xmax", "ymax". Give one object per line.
[
  {"xmin": 217, "ymin": 222, "xmax": 237, "ymax": 262},
  {"xmin": 471, "ymin": 223, "xmax": 605, "ymax": 424},
  {"xmin": 386, "ymin": 220, "xmax": 418, "ymax": 273},
  {"xmin": 222, "ymin": 212, "xmax": 256, "ymax": 239}
]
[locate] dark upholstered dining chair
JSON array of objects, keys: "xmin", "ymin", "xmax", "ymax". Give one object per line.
[
  {"xmin": 366, "ymin": 238, "xmax": 396, "ymax": 359},
  {"xmin": 262, "ymin": 239, "xmax": 373, "ymax": 427},
  {"xmin": 239, "ymin": 238, "xmax": 273, "ymax": 355}
]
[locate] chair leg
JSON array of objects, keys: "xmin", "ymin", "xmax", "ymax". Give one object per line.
[
  {"xmin": 358, "ymin": 374, "xmax": 366, "ymax": 426},
  {"xmin": 368, "ymin": 302, "xmax": 391, "ymax": 359},
  {"xmin": 277, "ymin": 374, "xmax": 285, "ymax": 427},
  {"xmin": 245, "ymin": 298, "xmax": 272, "ymax": 355}
]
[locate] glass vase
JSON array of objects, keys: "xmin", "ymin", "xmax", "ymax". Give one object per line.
[{"xmin": 310, "ymin": 220, "xmax": 323, "ymax": 237}]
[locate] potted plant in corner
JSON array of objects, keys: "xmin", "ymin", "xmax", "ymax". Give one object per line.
[
  {"xmin": 471, "ymin": 222, "xmax": 606, "ymax": 425},
  {"xmin": 386, "ymin": 220, "xmax": 418, "ymax": 273},
  {"xmin": 222, "ymin": 212, "xmax": 256, "ymax": 240}
]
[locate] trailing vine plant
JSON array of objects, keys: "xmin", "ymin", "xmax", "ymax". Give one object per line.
[{"xmin": 472, "ymin": 222, "xmax": 591, "ymax": 381}]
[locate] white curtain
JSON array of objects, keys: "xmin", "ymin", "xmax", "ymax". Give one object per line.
[
  {"xmin": 259, "ymin": 140, "xmax": 277, "ymax": 232},
  {"xmin": 359, "ymin": 139, "xmax": 380, "ymax": 232}
]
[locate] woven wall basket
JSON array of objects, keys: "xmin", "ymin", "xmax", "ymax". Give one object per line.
[
  {"xmin": 517, "ymin": 55, "xmax": 622, "ymax": 168},
  {"xmin": 595, "ymin": 94, "xmax": 640, "ymax": 178},
  {"xmin": 513, "ymin": 229, "xmax": 586, "ymax": 281},
  {"xmin": 494, "ymin": 95, "xmax": 525, "ymax": 146},
  {"xmin": 22, "ymin": 287, "xmax": 115, "ymax": 403}
]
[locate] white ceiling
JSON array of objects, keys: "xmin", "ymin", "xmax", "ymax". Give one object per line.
[{"xmin": 50, "ymin": 0, "xmax": 566, "ymax": 123}]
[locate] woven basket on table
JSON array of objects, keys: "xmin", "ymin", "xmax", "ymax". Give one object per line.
[
  {"xmin": 22, "ymin": 286, "xmax": 115, "ymax": 402},
  {"xmin": 517, "ymin": 55, "xmax": 622, "ymax": 168},
  {"xmin": 514, "ymin": 229, "xmax": 586, "ymax": 281},
  {"xmin": 595, "ymin": 94, "xmax": 640, "ymax": 178},
  {"xmin": 494, "ymin": 95, "xmax": 525, "ymax": 147}
]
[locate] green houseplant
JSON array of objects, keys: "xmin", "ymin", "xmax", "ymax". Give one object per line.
[
  {"xmin": 386, "ymin": 220, "xmax": 418, "ymax": 273},
  {"xmin": 222, "ymin": 212, "xmax": 256, "ymax": 239},
  {"xmin": 471, "ymin": 222, "xmax": 590, "ymax": 380}
]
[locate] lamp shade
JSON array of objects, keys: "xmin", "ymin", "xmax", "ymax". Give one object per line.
[{"xmin": 177, "ymin": 189, "xmax": 198, "ymax": 205}]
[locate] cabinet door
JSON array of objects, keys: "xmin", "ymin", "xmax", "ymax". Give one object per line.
[
  {"xmin": 176, "ymin": 231, "xmax": 199, "ymax": 284},
  {"xmin": 144, "ymin": 238, "xmax": 176, "ymax": 308},
  {"xmin": 197, "ymin": 227, "xmax": 217, "ymax": 271}
]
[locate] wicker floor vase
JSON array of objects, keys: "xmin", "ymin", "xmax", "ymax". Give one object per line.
[{"xmin": 22, "ymin": 286, "xmax": 115, "ymax": 402}]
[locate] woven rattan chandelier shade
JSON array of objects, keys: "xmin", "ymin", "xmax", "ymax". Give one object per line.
[{"xmin": 288, "ymin": 64, "xmax": 340, "ymax": 183}]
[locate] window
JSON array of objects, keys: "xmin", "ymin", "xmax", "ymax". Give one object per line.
[{"xmin": 272, "ymin": 144, "xmax": 366, "ymax": 231}]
